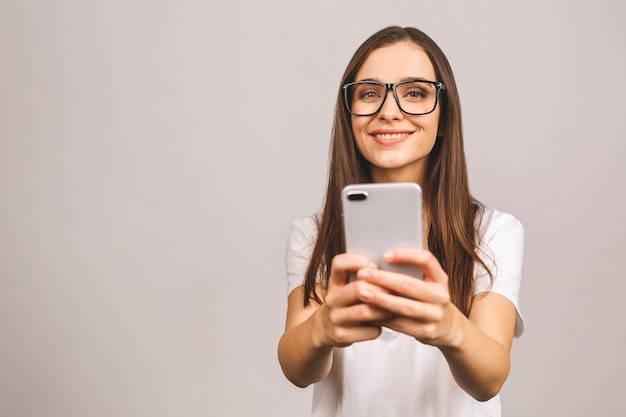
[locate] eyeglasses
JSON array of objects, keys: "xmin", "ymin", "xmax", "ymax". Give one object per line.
[{"xmin": 343, "ymin": 79, "xmax": 445, "ymax": 116}]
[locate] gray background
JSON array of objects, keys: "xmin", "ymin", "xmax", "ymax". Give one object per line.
[{"xmin": 1, "ymin": 0, "xmax": 625, "ymax": 416}]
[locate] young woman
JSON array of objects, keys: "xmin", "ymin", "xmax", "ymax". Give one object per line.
[{"xmin": 278, "ymin": 26, "xmax": 524, "ymax": 417}]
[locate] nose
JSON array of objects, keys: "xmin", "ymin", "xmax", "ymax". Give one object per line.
[{"xmin": 378, "ymin": 89, "xmax": 404, "ymax": 121}]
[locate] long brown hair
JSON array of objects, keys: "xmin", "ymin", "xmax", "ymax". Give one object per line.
[{"xmin": 303, "ymin": 26, "xmax": 489, "ymax": 316}]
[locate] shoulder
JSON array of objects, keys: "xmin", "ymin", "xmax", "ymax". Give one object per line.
[
  {"xmin": 287, "ymin": 213, "xmax": 321, "ymax": 249},
  {"xmin": 285, "ymin": 214, "xmax": 321, "ymax": 296},
  {"xmin": 478, "ymin": 207, "xmax": 524, "ymax": 249},
  {"xmin": 479, "ymin": 206, "xmax": 524, "ymax": 233}
]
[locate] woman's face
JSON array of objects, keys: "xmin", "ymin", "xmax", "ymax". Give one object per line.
[{"xmin": 351, "ymin": 41, "xmax": 440, "ymax": 184}]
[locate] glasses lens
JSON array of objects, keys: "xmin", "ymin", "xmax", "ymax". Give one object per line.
[
  {"xmin": 395, "ymin": 81, "xmax": 439, "ymax": 115},
  {"xmin": 346, "ymin": 82, "xmax": 386, "ymax": 115}
]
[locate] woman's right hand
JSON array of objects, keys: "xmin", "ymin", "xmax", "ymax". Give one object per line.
[
  {"xmin": 313, "ymin": 253, "xmax": 393, "ymax": 348},
  {"xmin": 278, "ymin": 253, "xmax": 391, "ymax": 387}
]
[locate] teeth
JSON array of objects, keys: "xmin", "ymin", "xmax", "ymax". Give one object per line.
[{"xmin": 375, "ymin": 133, "xmax": 408, "ymax": 139}]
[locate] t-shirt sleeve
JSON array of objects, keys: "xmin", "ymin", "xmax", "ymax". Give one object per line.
[
  {"xmin": 285, "ymin": 215, "xmax": 319, "ymax": 297},
  {"xmin": 474, "ymin": 209, "xmax": 525, "ymax": 337}
]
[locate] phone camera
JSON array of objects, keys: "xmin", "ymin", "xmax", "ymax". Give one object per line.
[{"xmin": 347, "ymin": 191, "xmax": 368, "ymax": 201}]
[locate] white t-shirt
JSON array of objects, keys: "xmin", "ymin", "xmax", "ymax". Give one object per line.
[{"xmin": 285, "ymin": 207, "xmax": 524, "ymax": 417}]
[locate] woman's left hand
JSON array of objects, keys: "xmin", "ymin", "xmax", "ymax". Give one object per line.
[
  {"xmin": 355, "ymin": 248, "xmax": 462, "ymax": 348},
  {"xmin": 356, "ymin": 248, "xmax": 518, "ymax": 401}
]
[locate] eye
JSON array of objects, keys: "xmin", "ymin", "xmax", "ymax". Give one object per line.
[
  {"xmin": 355, "ymin": 84, "xmax": 383, "ymax": 101},
  {"xmin": 356, "ymin": 86, "xmax": 380, "ymax": 99},
  {"xmin": 407, "ymin": 89, "xmax": 426, "ymax": 99},
  {"xmin": 399, "ymin": 82, "xmax": 433, "ymax": 102},
  {"xmin": 360, "ymin": 90, "xmax": 379, "ymax": 99}
]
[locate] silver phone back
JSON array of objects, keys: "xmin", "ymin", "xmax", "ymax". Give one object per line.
[{"xmin": 341, "ymin": 182, "xmax": 423, "ymax": 279}]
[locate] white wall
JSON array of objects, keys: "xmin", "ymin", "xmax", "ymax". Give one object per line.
[{"xmin": 1, "ymin": 1, "xmax": 625, "ymax": 416}]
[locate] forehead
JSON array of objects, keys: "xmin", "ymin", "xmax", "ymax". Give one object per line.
[{"xmin": 355, "ymin": 41, "xmax": 436, "ymax": 82}]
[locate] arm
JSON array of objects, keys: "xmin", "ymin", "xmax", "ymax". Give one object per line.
[
  {"xmin": 439, "ymin": 291, "xmax": 516, "ymax": 401},
  {"xmin": 277, "ymin": 285, "xmax": 333, "ymax": 388},
  {"xmin": 277, "ymin": 255, "xmax": 393, "ymax": 388},
  {"xmin": 355, "ymin": 250, "xmax": 517, "ymax": 401}
]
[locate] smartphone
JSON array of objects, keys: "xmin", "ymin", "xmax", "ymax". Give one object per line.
[{"xmin": 341, "ymin": 182, "xmax": 424, "ymax": 280}]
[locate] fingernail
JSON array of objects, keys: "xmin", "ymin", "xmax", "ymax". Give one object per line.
[
  {"xmin": 359, "ymin": 289, "xmax": 373, "ymax": 300},
  {"xmin": 359, "ymin": 268, "xmax": 372, "ymax": 279},
  {"xmin": 382, "ymin": 252, "xmax": 394, "ymax": 261}
]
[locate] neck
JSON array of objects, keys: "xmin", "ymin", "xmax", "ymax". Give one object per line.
[{"xmin": 370, "ymin": 164, "xmax": 426, "ymax": 186}]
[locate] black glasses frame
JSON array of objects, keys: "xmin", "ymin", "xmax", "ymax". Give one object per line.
[{"xmin": 342, "ymin": 79, "xmax": 445, "ymax": 116}]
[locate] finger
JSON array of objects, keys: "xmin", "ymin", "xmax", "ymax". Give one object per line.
[
  {"xmin": 328, "ymin": 253, "xmax": 377, "ymax": 288},
  {"xmin": 325, "ymin": 279, "xmax": 387, "ymax": 308},
  {"xmin": 377, "ymin": 317, "xmax": 442, "ymax": 345},
  {"xmin": 329, "ymin": 301, "xmax": 395, "ymax": 327},
  {"xmin": 356, "ymin": 267, "xmax": 449, "ymax": 304},
  {"xmin": 364, "ymin": 289, "xmax": 447, "ymax": 324},
  {"xmin": 382, "ymin": 249, "xmax": 448, "ymax": 285},
  {"xmin": 329, "ymin": 323, "xmax": 383, "ymax": 347}
]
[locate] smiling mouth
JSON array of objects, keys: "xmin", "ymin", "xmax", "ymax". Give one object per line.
[{"xmin": 372, "ymin": 132, "xmax": 412, "ymax": 140}]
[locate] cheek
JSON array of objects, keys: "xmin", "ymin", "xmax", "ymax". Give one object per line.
[
  {"xmin": 350, "ymin": 118, "xmax": 373, "ymax": 150},
  {"xmin": 416, "ymin": 113, "xmax": 441, "ymax": 137},
  {"xmin": 350, "ymin": 116, "xmax": 368, "ymax": 134}
]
